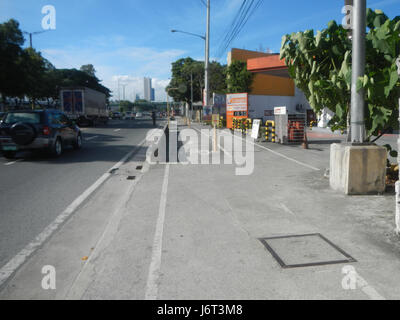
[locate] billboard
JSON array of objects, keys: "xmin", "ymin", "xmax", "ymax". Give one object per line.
[{"xmin": 226, "ymin": 93, "xmax": 248, "ymax": 129}]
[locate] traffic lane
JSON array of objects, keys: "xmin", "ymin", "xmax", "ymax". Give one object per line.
[{"xmin": 0, "ymin": 120, "xmax": 156, "ymax": 268}]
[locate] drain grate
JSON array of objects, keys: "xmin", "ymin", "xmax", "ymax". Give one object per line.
[
  {"xmin": 136, "ymin": 165, "xmax": 143, "ymax": 170},
  {"xmin": 259, "ymin": 233, "xmax": 356, "ymax": 269},
  {"xmin": 127, "ymin": 176, "xmax": 136, "ymax": 180}
]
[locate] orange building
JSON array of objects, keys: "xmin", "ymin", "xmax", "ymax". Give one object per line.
[
  {"xmin": 227, "ymin": 48, "xmax": 295, "ymax": 96},
  {"xmin": 226, "ymin": 48, "xmax": 314, "ymax": 123}
]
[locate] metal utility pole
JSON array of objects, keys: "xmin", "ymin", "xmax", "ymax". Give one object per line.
[
  {"xmin": 350, "ymin": 0, "xmax": 366, "ymax": 143},
  {"xmin": 22, "ymin": 30, "xmax": 48, "ymax": 48},
  {"xmin": 204, "ymin": 0, "xmax": 210, "ymax": 108},
  {"xmin": 190, "ymin": 72, "xmax": 194, "ymax": 124}
]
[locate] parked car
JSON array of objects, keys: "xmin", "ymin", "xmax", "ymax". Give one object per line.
[
  {"xmin": 123, "ymin": 111, "xmax": 134, "ymax": 120},
  {"xmin": 112, "ymin": 111, "xmax": 122, "ymax": 119},
  {"xmin": 0, "ymin": 109, "xmax": 82, "ymax": 159},
  {"xmin": 136, "ymin": 112, "xmax": 143, "ymax": 118}
]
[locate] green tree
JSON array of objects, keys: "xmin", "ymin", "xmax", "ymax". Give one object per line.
[
  {"xmin": 55, "ymin": 68, "xmax": 111, "ymax": 98},
  {"xmin": 80, "ymin": 64, "xmax": 96, "ymax": 77},
  {"xmin": 20, "ymin": 48, "xmax": 48, "ymax": 103},
  {"xmin": 0, "ymin": 19, "xmax": 25, "ymax": 101},
  {"xmin": 280, "ymin": 9, "xmax": 400, "ymax": 141},
  {"xmin": 119, "ymin": 100, "xmax": 133, "ymax": 111},
  {"xmin": 226, "ymin": 60, "xmax": 254, "ymax": 93},
  {"xmin": 167, "ymin": 57, "xmax": 227, "ymax": 104}
]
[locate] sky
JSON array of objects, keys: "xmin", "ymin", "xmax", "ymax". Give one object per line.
[{"xmin": 1, "ymin": 0, "xmax": 399, "ymax": 101}]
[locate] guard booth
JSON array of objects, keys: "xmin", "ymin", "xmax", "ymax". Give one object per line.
[{"xmin": 274, "ymin": 106, "xmax": 306, "ymax": 144}]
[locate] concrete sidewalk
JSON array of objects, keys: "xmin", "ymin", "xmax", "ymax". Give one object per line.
[{"xmin": 1, "ymin": 121, "xmax": 400, "ymax": 300}]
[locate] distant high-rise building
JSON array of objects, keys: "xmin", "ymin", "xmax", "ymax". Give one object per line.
[
  {"xmin": 135, "ymin": 94, "xmax": 140, "ymax": 101},
  {"xmin": 150, "ymin": 88, "xmax": 155, "ymax": 102},
  {"xmin": 144, "ymin": 77, "xmax": 152, "ymax": 101}
]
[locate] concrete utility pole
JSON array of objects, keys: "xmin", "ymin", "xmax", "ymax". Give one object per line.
[
  {"xmin": 204, "ymin": 0, "xmax": 210, "ymax": 108},
  {"xmin": 350, "ymin": 0, "xmax": 366, "ymax": 143},
  {"xmin": 395, "ymin": 57, "xmax": 400, "ymax": 234}
]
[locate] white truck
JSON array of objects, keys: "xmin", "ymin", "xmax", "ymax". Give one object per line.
[{"xmin": 60, "ymin": 87, "xmax": 109, "ymax": 126}]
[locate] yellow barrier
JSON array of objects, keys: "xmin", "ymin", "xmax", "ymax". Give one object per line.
[
  {"xmin": 219, "ymin": 116, "xmax": 224, "ymax": 128},
  {"xmin": 310, "ymin": 120, "xmax": 316, "ymax": 130},
  {"xmin": 265, "ymin": 121, "xmax": 276, "ymax": 143}
]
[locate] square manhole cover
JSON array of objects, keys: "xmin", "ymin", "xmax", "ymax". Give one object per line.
[{"xmin": 259, "ymin": 233, "xmax": 356, "ymax": 269}]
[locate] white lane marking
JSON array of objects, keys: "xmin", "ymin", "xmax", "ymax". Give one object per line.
[
  {"xmin": 4, "ymin": 160, "xmax": 22, "ymax": 166},
  {"xmin": 193, "ymin": 126, "xmax": 319, "ymax": 171},
  {"xmin": 145, "ymin": 164, "xmax": 170, "ymax": 300},
  {"xmin": 0, "ymin": 137, "xmax": 148, "ymax": 288},
  {"xmin": 192, "ymin": 127, "xmax": 232, "ymax": 160},
  {"xmin": 223, "ymin": 130, "xmax": 320, "ymax": 171},
  {"xmin": 66, "ymin": 160, "xmax": 151, "ymax": 299},
  {"xmin": 280, "ymin": 203, "xmax": 296, "ymax": 216},
  {"xmin": 114, "ymin": 129, "xmax": 121, "ymax": 132},
  {"xmin": 85, "ymin": 135, "xmax": 99, "ymax": 141},
  {"xmin": 356, "ymin": 272, "xmax": 386, "ymax": 300},
  {"xmin": 251, "ymin": 140, "xmax": 320, "ymax": 171}
]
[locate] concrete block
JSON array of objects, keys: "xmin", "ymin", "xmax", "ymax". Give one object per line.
[{"xmin": 330, "ymin": 143, "xmax": 386, "ymax": 195}]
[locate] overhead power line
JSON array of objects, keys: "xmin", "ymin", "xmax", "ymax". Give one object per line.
[{"xmin": 216, "ymin": 0, "xmax": 264, "ymax": 59}]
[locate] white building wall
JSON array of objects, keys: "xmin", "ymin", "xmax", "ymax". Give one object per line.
[{"xmin": 248, "ymin": 87, "xmax": 311, "ymax": 122}]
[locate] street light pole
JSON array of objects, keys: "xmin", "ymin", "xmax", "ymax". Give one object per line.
[
  {"xmin": 171, "ymin": 0, "xmax": 210, "ymax": 120},
  {"xmin": 190, "ymin": 72, "xmax": 194, "ymax": 127},
  {"xmin": 350, "ymin": 0, "xmax": 366, "ymax": 143},
  {"xmin": 204, "ymin": 0, "xmax": 210, "ymax": 108}
]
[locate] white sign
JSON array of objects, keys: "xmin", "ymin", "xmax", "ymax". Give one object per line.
[
  {"xmin": 226, "ymin": 93, "xmax": 248, "ymax": 112},
  {"xmin": 251, "ymin": 119, "xmax": 261, "ymax": 139},
  {"xmin": 274, "ymin": 106, "xmax": 287, "ymax": 115}
]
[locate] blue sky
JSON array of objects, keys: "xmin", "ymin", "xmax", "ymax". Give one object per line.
[{"xmin": 1, "ymin": 0, "xmax": 399, "ymax": 101}]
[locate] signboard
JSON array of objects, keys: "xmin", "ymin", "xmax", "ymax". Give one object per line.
[
  {"xmin": 212, "ymin": 114, "xmax": 219, "ymax": 126},
  {"xmin": 264, "ymin": 110, "xmax": 274, "ymax": 117},
  {"xmin": 226, "ymin": 93, "xmax": 248, "ymax": 129},
  {"xmin": 274, "ymin": 106, "xmax": 287, "ymax": 115},
  {"xmin": 251, "ymin": 119, "xmax": 261, "ymax": 139},
  {"xmin": 227, "ymin": 93, "xmax": 248, "ymax": 112}
]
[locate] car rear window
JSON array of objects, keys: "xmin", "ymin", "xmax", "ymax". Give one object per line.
[{"xmin": 4, "ymin": 112, "xmax": 42, "ymax": 124}]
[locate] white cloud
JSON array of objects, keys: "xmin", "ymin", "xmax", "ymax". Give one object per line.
[{"xmin": 41, "ymin": 45, "xmax": 184, "ymax": 102}]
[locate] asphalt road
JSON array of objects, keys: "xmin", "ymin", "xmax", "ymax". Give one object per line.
[{"xmin": 0, "ymin": 118, "xmax": 161, "ymax": 269}]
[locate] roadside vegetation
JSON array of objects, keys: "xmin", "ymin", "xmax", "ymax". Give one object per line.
[
  {"xmin": 0, "ymin": 19, "xmax": 111, "ymax": 109},
  {"xmin": 280, "ymin": 9, "xmax": 400, "ymax": 142}
]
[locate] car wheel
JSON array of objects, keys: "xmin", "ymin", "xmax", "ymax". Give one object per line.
[
  {"xmin": 73, "ymin": 134, "xmax": 82, "ymax": 150},
  {"xmin": 50, "ymin": 138, "xmax": 63, "ymax": 157},
  {"xmin": 3, "ymin": 151, "xmax": 16, "ymax": 159}
]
